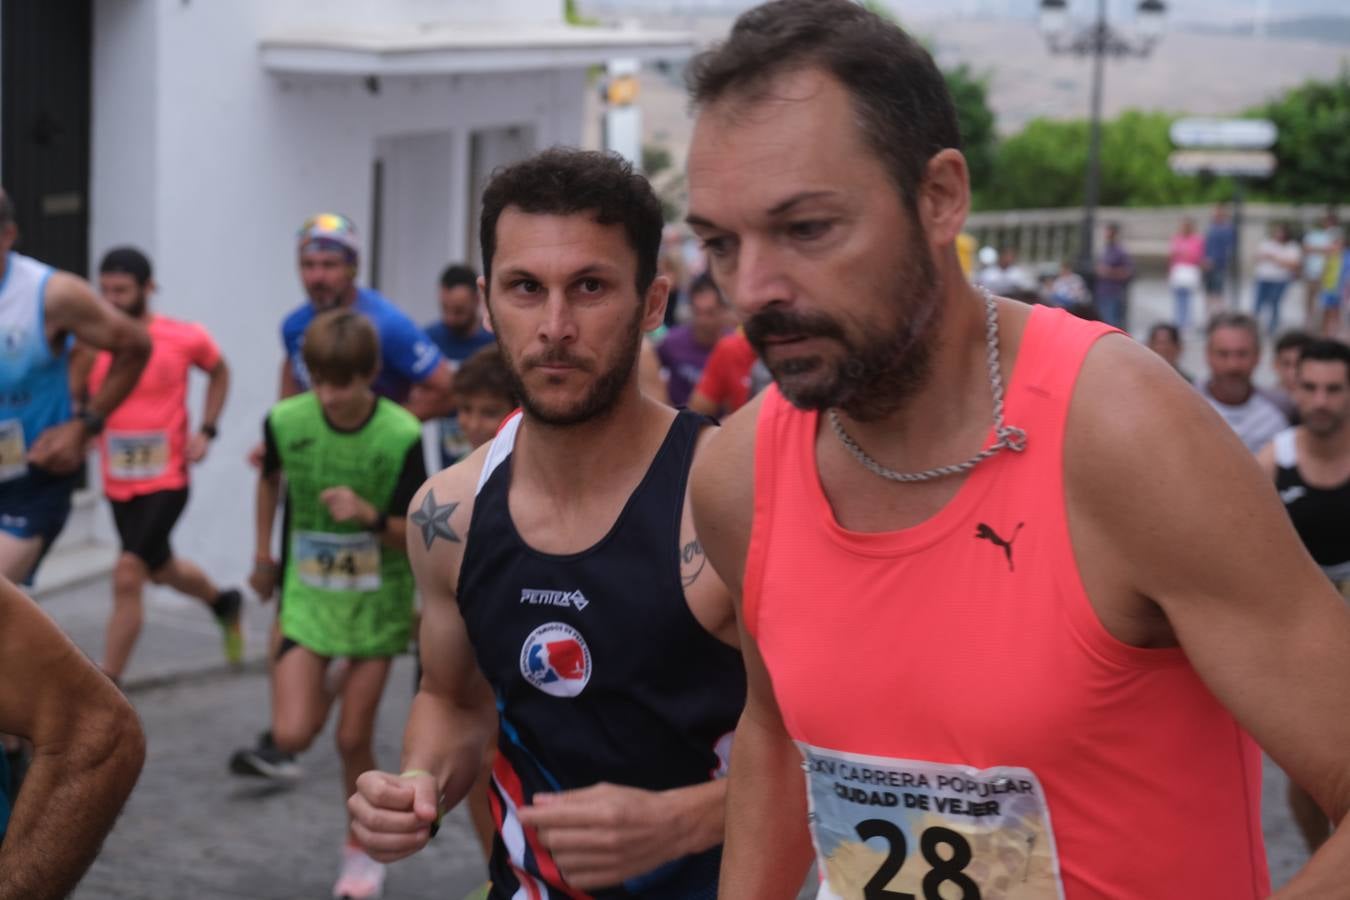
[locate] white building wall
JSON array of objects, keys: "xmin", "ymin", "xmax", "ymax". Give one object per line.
[{"xmin": 89, "ymin": 0, "xmax": 586, "ymax": 580}]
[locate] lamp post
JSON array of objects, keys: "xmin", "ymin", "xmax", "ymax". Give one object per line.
[{"xmin": 1039, "ymin": 0, "xmax": 1166, "ymax": 275}]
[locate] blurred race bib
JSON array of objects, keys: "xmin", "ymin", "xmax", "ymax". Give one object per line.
[
  {"xmin": 0, "ymin": 419, "xmax": 25, "ymax": 482},
  {"xmin": 294, "ymin": 530, "xmax": 381, "ymax": 592},
  {"xmin": 802, "ymin": 744, "xmax": 1065, "ymax": 900},
  {"xmin": 107, "ymin": 430, "xmax": 168, "ymax": 480}
]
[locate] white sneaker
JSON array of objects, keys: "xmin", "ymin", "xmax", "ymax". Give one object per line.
[{"xmin": 333, "ymin": 845, "xmax": 386, "ymax": 899}]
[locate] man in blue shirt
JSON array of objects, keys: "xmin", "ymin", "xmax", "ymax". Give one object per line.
[
  {"xmin": 278, "ymin": 213, "xmax": 454, "ymax": 418},
  {"xmin": 422, "ymin": 264, "xmax": 496, "ymax": 467},
  {"xmin": 1204, "ymin": 204, "xmax": 1237, "ymax": 312},
  {"xmin": 423, "ymin": 264, "xmax": 495, "ymax": 364}
]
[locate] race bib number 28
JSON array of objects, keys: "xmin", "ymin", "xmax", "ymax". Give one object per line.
[{"xmin": 802, "ymin": 744, "xmax": 1065, "ymax": 900}]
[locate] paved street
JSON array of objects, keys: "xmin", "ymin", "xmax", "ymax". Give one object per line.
[
  {"xmin": 37, "ymin": 277, "xmax": 1326, "ymax": 898},
  {"xmin": 73, "ymin": 659, "xmax": 489, "ymax": 900}
]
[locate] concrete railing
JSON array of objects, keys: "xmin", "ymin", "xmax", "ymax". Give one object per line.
[{"xmin": 966, "ymin": 202, "xmax": 1341, "ymax": 277}]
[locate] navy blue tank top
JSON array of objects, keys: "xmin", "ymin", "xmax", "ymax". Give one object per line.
[{"xmin": 458, "ymin": 410, "xmax": 745, "ymax": 900}]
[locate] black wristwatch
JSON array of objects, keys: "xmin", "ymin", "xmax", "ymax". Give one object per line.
[
  {"xmin": 370, "ymin": 511, "xmax": 389, "ymax": 534},
  {"xmin": 200, "ymin": 423, "xmax": 219, "ymax": 440},
  {"xmin": 78, "ymin": 409, "xmax": 105, "ymax": 436}
]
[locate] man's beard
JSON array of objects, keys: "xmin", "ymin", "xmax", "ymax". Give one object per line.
[
  {"xmin": 1303, "ymin": 410, "xmax": 1346, "ymax": 438},
  {"xmin": 498, "ymin": 305, "xmax": 644, "ymax": 427},
  {"xmin": 123, "ymin": 293, "xmax": 147, "ymax": 318},
  {"xmin": 743, "ymin": 228, "xmax": 942, "ymax": 422}
]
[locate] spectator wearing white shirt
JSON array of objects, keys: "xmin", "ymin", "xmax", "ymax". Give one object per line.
[
  {"xmin": 1202, "ymin": 312, "xmax": 1289, "ymax": 453},
  {"xmin": 1253, "ymin": 222, "xmax": 1303, "ymax": 334}
]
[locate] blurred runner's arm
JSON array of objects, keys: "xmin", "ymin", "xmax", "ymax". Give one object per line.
[
  {"xmin": 0, "ymin": 579, "xmax": 145, "ymax": 900},
  {"xmin": 349, "ymin": 466, "xmax": 495, "ymax": 863},
  {"xmin": 249, "ymin": 420, "xmax": 283, "ymax": 600},
  {"xmin": 689, "ymin": 395, "xmax": 815, "ymax": 898},
  {"xmin": 404, "ymin": 360, "xmax": 455, "ymax": 421},
  {"xmin": 1067, "ymin": 336, "xmax": 1350, "ymax": 898},
  {"xmin": 188, "ymin": 357, "xmax": 229, "ymax": 464},
  {"xmin": 29, "ymin": 273, "xmax": 150, "ymax": 473}
]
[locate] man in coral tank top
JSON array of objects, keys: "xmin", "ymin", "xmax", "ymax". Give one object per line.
[{"xmin": 683, "ymin": 1, "xmax": 1350, "ymax": 896}]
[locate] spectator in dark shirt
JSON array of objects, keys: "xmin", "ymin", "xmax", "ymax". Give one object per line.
[
  {"xmin": 1204, "ymin": 204, "xmax": 1237, "ymax": 313},
  {"xmin": 1094, "ymin": 222, "xmax": 1133, "ymax": 329}
]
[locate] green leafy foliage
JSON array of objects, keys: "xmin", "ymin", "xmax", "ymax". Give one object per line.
[
  {"xmin": 946, "ymin": 64, "xmax": 997, "ymax": 195},
  {"xmin": 1254, "ymin": 68, "xmax": 1350, "ymax": 203}
]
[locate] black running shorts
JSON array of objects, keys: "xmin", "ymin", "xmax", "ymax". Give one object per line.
[{"xmin": 110, "ymin": 488, "xmax": 189, "ymax": 571}]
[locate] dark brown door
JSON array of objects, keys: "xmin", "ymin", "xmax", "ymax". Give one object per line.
[{"xmin": 2, "ymin": 0, "xmax": 92, "ymax": 276}]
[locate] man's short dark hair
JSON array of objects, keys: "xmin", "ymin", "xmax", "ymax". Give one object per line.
[
  {"xmin": 100, "ymin": 247, "xmax": 153, "ymax": 287},
  {"xmin": 1206, "ymin": 311, "xmax": 1260, "ymax": 346},
  {"xmin": 440, "ymin": 264, "xmax": 478, "ymax": 292},
  {"xmin": 1299, "ymin": 339, "xmax": 1350, "ymax": 381},
  {"xmin": 1275, "ymin": 329, "xmax": 1314, "ymax": 356},
  {"xmin": 1147, "ymin": 322, "xmax": 1179, "ymax": 344},
  {"xmin": 479, "ymin": 148, "xmax": 664, "ymax": 297},
  {"xmin": 687, "ymin": 273, "xmax": 725, "ymax": 307},
  {"xmin": 454, "ymin": 344, "xmax": 517, "ymax": 406},
  {"xmin": 686, "ymin": 0, "xmax": 960, "ymax": 213}
]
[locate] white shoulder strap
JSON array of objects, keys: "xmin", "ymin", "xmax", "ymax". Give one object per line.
[
  {"xmin": 1273, "ymin": 427, "xmax": 1298, "ymax": 469},
  {"xmin": 474, "ymin": 411, "xmax": 522, "ymax": 497}
]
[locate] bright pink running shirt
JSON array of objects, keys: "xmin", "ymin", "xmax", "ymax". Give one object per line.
[
  {"xmin": 745, "ymin": 306, "xmax": 1269, "ymax": 899},
  {"xmin": 89, "ymin": 315, "xmax": 221, "ymax": 501}
]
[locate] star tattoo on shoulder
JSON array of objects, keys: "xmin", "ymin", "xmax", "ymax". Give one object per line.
[{"xmin": 411, "ymin": 490, "xmax": 460, "ymax": 550}]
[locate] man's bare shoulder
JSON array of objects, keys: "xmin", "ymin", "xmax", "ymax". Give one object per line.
[
  {"xmin": 690, "ymin": 392, "xmax": 767, "ymax": 592},
  {"xmin": 692, "ymin": 392, "xmax": 765, "ymax": 514},
  {"xmin": 1071, "ymin": 331, "xmax": 1228, "ymax": 447},
  {"xmin": 407, "ymin": 440, "xmax": 496, "ymax": 583}
]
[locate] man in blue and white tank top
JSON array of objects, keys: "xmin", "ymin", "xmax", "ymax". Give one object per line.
[
  {"xmin": 0, "ymin": 189, "xmax": 150, "ymax": 582},
  {"xmin": 1257, "ymin": 338, "xmax": 1350, "ymax": 855},
  {"xmin": 348, "ymin": 150, "xmax": 745, "ymax": 900}
]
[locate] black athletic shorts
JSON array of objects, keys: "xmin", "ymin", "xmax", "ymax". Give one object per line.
[{"xmin": 110, "ymin": 488, "xmax": 189, "ymax": 571}]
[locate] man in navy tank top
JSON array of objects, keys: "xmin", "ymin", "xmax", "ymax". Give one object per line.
[
  {"xmin": 0, "ymin": 188, "xmax": 150, "ymax": 583},
  {"xmin": 1257, "ymin": 338, "xmax": 1350, "ymax": 855},
  {"xmin": 348, "ymin": 149, "xmax": 745, "ymax": 899}
]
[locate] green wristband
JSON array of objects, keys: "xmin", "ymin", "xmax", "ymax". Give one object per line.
[{"xmin": 400, "ymin": 769, "xmax": 444, "ymax": 838}]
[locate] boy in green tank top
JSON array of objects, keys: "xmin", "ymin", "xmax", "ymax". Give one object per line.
[{"xmin": 235, "ymin": 310, "xmax": 425, "ymax": 900}]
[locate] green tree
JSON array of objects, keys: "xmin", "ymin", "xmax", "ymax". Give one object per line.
[
  {"xmin": 1254, "ymin": 69, "xmax": 1350, "ymax": 203},
  {"xmin": 979, "ymin": 111, "xmax": 1229, "ymax": 210},
  {"xmin": 945, "ymin": 64, "xmax": 997, "ymax": 195}
]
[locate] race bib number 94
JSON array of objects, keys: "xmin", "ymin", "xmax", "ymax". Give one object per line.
[
  {"xmin": 802, "ymin": 744, "xmax": 1065, "ymax": 900},
  {"xmin": 294, "ymin": 531, "xmax": 382, "ymax": 592}
]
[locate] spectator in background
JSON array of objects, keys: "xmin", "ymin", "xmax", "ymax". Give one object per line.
[
  {"xmin": 658, "ymin": 230, "xmax": 689, "ymax": 329},
  {"xmin": 1048, "ymin": 259, "xmax": 1090, "ymax": 311},
  {"xmin": 1201, "ymin": 312, "xmax": 1289, "ymax": 453},
  {"xmin": 1318, "ymin": 226, "xmax": 1348, "ymax": 338},
  {"xmin": 1203, "ymin": 204, "xmax": 1237, "ymax": 314},
  {"xmin": 1253, "ymin": 222, "xmax": 1303, "ymax": 335},
  {"xmin": 1168, "ymin": 217, "xmax": 1205, "ymax": 333},
  {"xmin": 656, "ymin": 274, "xmax": 733, "ymax": 408},
  {"xmin": 1268, "ymin": 329, "xmax": 1314, "ymax": 423},
  {"xmin": 423, "ymin": 264, "xmax": 495, "ymax": 466},
  {"xmin": 1094, "ymin": 221, "xmax": 1133, "ymax": 329},
  {"xmin": 1302, "ymin": 210, "xmax": 1339, "ymax": 326},
  {"xmin": 1146, "ymin": 322, "xmax": 1194, "ymax": 384}
]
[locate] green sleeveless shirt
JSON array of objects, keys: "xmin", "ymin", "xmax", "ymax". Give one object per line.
[{"xmin": 269, "ymin": 393, "xmax": 420, "ymax": 657}]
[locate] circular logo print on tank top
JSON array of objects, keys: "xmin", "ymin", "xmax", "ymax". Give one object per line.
[{"xmin": 520, "ymin": 623, "xmax": 593, "ymax": 698}]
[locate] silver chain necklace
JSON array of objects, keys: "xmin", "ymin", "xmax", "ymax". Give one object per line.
[{"xmin": 827, "ymin": 286, "xmax": 1027, "ymax": 483}]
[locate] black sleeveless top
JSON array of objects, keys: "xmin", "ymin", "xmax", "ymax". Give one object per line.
[
  {"xmin": 457, "ymin": 410, "xmax": 745, "ymax": 899},
  {"xmin": 1273, "ymin": 428, "xmax": 1350, "ymax": 579}
]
